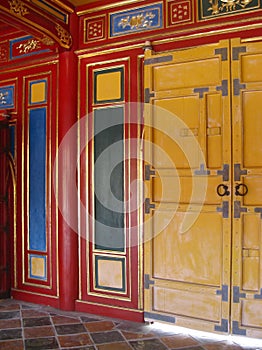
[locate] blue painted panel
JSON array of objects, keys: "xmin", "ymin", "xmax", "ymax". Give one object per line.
[
  {"xmin": 29, "ymin": 108, "xmax": 46, "ymax": 252},
  {"xmin": 9, "ymin": 36, "xmax": 50, "ymax": 60},
  {"xmin": 0, "ymin": 85, "xmax": 14, "ymax": 109},
  {"xmin": 9, "ymin": 124, "xmax": 15, "ymax": 159},
  {"xmin": 110, "ymin": 3, "xmax": 163, "ymax": 37},
  {"xmin": 36, "ymin": 0, "xmax": 67, "ymax": 23}
]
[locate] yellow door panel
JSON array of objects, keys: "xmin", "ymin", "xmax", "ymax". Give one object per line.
[
  {"xmin": 153, "ymin": 58, "xmax": 221, "ymax": 91},
  {"xmin": 152, "ymin": 211, "xmax": 222, "ymax": 285},
  {"xmin": 241, "ymin": 54, "xmax": 262, "ymax": 82},
  {"xmin": 243, "ymin": 177, "xmax": 262, "ymax": 206},
  {"xmin": 153, "ymin": 287, "xmax": 221, "ymax": 323}
]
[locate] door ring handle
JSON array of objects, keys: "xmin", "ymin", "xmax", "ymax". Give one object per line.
[
  {"xmin": 235, "ymin": 183, "xmax": 248, "ymax": 196},
  {"xmin": 217, "ymin": 184, "xmax": 230, "ymax": 197}
]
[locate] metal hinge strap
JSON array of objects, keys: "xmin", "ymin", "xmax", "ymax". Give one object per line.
[
  {"xmin": 145, "ymin": 198, "xmax": 155, "ymax": 214},
  {"xmin": 144, "ymin": 311, "xmax": 176, "ymax": 323},
  {"xmin": 216, "ymin": 285, "xmax": 228, "ymax": 302},
  {"xmin": 145, "ymin": 165, "xmax": 155, "ymax": 181},
  {"xmin": 234, "ymin": 201, "xmax": 247, "ymax": 219},
  {"xmin": 254, "ymin": 208, "xmax": 262, "ymax": 219},
  {"xmin": 217, "ymin": 164, "xmax": 229, "ymax": 182},
  {"xmin": 194, "ymin": 164, "xmax": 210, "ymax": 176},
  {"xmin": 215, "ymin": 47, "xmax": 228, "ymax": 61},
  {"xmin": 234, "ymin": 164, "xmax": 247, "ymax": 181},
  {"xmin": 232, "ymin": 321, "xmax": 246, "ymax": 336},
  {"xmin": 214, "ymin": 319, "xmax": 229, "ymax": 333},
  {"xmin": 254, "ymin": 288, "xmax": 262, "ymax": 299},
  {"xmin": 217, "ymin": 201, "xmax": 229, "ymax": 219},
  {"xmin": 144, "ymin": 55, "xmax": 173, "ymax": 66},
  {"xmin": 144, "ymin": 274, "xmax": 155, "ymax": 289},
  {"xmin": 216, "ymin": 80, "xmax": 228, "ymax": 96},
  {"xmin": 233, "ymin": 79, "xmax": 246, "ymax": 96},
  {"xmin": 193, "ymin": 87, "xmax": 209, "ymax": 98},
  {"xmin": 232, "ymin": 46, "xmax": 246, "ymax": 60},
  {"xmin": 233, "ymin": 286, "xmax": 246, "ymax": 303},
  {"xmin": 144, "ymin": 88, "xmax": 155, "ymax": 103}
]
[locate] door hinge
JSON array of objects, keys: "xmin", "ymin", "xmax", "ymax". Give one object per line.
[
  {"xmin": 194, "ymin": 164, "xmax": 210, "ymax": 175},
  {"xmin": 254, "ymin": 288, "xmax": 262, "ymax": 299},
  {"xmin": 145, "ymin": 165, "xmax": 155, "ymax": 181},
  {"xmin": 214, "ymin": 319, "xmax": 229, "ymax": 333},
  {"xmin": 144, "ymin": 88, "xmax": 155, "ymax": 103},
  {"xmin": 216, "ymin": 285, "xmax": 228, "ymax": 302},
  {"xmin": 234, "ymin": 164, "xmax": 247, "ymax": 181},
  {"xmin": 144, "ymin": 274, "xmax": 155, "ymax": 289},
  {"xmin": 144, "ymin": 55, "xmax": 173, "ymax": 66},
  {"xmin": 193, "ymin": 87, "xmax": 209, "ymax": 98},
  {"xmin": 232, "ymin": 46, "xmax": 246, "ymax": 60},
  {"xmin": 232, "ymin": 321, "xmax": 246, "ymax": 336},
  {"xmin": 233, "ymin": 79, "xmax": 246, "ymax": 96},
  {"xmin": 254, "ymin": 208, "xmax": 262, "ymax": 219},
  {"xmin": 216, "ymin": 80, "xmax": 228, "ymax": 96},
  {"xmin": 144, "ymin": 311, "xmax": 176, "ymax": 323},
  {"xmin": 217, "ymin": 164, "xmax": 229, "ymax": 182},
  {"xmin": 233, "ymin": 286, "xmax": 246, "ymax": 303},
  {"xmin": 145, "ymin": 198, "xmax": 155, "ymax": 214},
  {"xmin": 234, "ymin": 201, "xmax": 247, "ymax": 219},
  {"xmin": 215, "ymin": 47, "xmax": 228, "ymax": 61},
  {"xmin": 217, "ymin": 201, "xmax": 229, "ymax": 219}
]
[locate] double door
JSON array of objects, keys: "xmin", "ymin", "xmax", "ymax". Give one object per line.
[{"xmin": 144, "ymin": 38, "xmax": 262, "ymax": 337}]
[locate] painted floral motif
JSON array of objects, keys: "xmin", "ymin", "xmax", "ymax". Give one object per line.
[
  {"xmin": 9, "ymin": 0, "xmax": 29, "ymax": 16},
  {"xmin": 208, "ymin": 0, "xmax": 253, "ymax": 14},
  {"xmin": 118, "ymin": 12, "xmax": 155, "ymax": 29},
  {"xmin": 17, "ymin": 39, "xmax": 41, "ymax": 54}
]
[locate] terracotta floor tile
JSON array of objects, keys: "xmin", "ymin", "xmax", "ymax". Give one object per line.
[
  {"xmin": 51, "ymin": 315, "xmax": 80, "ymax": 325},
  {"xmin": 61, "ymin": 347, "xmax": 95, "ymax": 350},
  {"xmin": 0, "ymin": 328, "xmax": 22, "ymax": 340},
  {"xmin": 22, "ymin": 309, "xmax": 48, "ymax": 318},
  {"xmin": 25, "ymin": 336, "xmax": 59, "ymax": 350},
  {"xmin": 0, "ymin": 318, "xmax": 21, "ymax": 329},
  {"xmin": 96, "ymin": 342, "xmax": 132, "ymax": 350},
  {"xmin": 91, "ymin": 330, "xmax": 125, "ymax": 344},
  {"xmin": 81, "ymin": 315, "xmax": 102, "ymax": 322},
  {"xmin": 160, "ymin": 334, "xmax": 200, "ymax": 348},
  {"xmin": 129, "ymin": 339, "xmax": 168, "ymax": 350},
  {"xmin": 58, "ymin": 333, "xmax": 92, "ymax": 347},
  {"xmin": 23, "ymin": 316, "xmax": 51, "ymax": 327},
  {"xmin": 0, "ymin": 339, "xmax": 24, "ymax": 350},
  {"xmin": 55, "ymin": 323, "xmax": 87, "ymax": 335},
  {"xmin": 85, "ymin": 321, "xmax": 116, "ymax": 332},
  {"xmin": 0, "ymin": 304, "xmax": 21, "ymax": 311},
  {"xmin": 122, "ymin": 330, "xmax": 155, "ymax": 340},
  {"xmin": 24, "ymin": 325, "xmax": 55, "ymax": 338},
  {"xmin": 0, "ymin": 311, "xmax": 20, "ymax": 320}
]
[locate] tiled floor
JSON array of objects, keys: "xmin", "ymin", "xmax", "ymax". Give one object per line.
[{"xmin": 0, "ymin": 299, "xmax": 262, "ymax": 350}]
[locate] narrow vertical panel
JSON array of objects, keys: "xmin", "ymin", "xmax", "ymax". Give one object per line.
[
  {"xmin": 9, "ymin": 124, "xmax": 15, "ymax": 159},
  {"xmin": 94, "ymin": 106, "xmax": 124, "ymax": 252},
  {"xmin": 29, "ymin": 108, "xmax": 46, "ymax": 252}
]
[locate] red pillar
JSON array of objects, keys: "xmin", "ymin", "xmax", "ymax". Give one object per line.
[{"xmin": 57, "ymin": 13, "xmax": 78, "ymax": 311}]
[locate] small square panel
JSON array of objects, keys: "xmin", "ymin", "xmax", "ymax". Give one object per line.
[
  {"xmin": 94, "ymin": 67, "xmax": 124, "ymax": 104},
  {"xmin": 167, "ymin": 0, "xmax": 192, "ymax": 26},
  {"xmin": 85, "ymin": 16, "xmax": 106, "ymax": 42},
  {"xmin": 29, "ymin": 80, "xmax": 47, "ymax": 105},
  {"xmin": 0, "ymin": 85, "xmax": 14, "ymax": 109},
  {"xmin": 29, "ymin": 255, "xmax": 47, "ymax": 280},
  {"xmin": 95, "ymin": 255, "xmax": 126, "ymax": 292}
]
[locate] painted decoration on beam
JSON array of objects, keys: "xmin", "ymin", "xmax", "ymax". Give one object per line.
[
  {"xmin": 10, "ymin": 35, "xmax": 51, "ymax": 60},
  {"xmin": 0, "ymin": 86, "xmax": 14, "ymax": 109},
  {"xmin": 199, "ymin": 0, "xmax": 261, "ymax": 19},
  {"xmin": 167, "ymin": 0, "xmax": 193, "ymax": 26},
  {"xmin": 110, "ymin": 3, "xmax": 163, "ymax": 37}
]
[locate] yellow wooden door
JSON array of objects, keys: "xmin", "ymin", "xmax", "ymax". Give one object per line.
[
  {"xmin": 144, "ymin": 38, "xmax": 262, "ymax": 336},
  {"xmin": 231, "ymin": 38, "xmax": 262, "ymax": 337},
  {"xmin": 144, "ymin": 40, "xmax": 232, "ymax": 333}
]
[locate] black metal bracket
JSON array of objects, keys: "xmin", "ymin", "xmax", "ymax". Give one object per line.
[
  {"xmin": 145, "ymin": 165, "xmax": 155, "ymax": 181},
  {"xmin": 217, "ymin": 164, "xmax": 229, "ymax": 182},
  {"xmin": 144, "ymin": 274, "xmax": 155, "ymax": 289},
  {"xmin": 217, "ymin": 201, "xmax": 229, "ymax": 219},
  {"xmin": 216, "ymin": 285, "xmax": 229, "ymax": 302},
  {"xmin": 233, "ymin": 286, "xmax": 246, "ymax": 303},
  {"xmin": 145, "ymin": 198, "xmax": 155, "ymax": 214}
]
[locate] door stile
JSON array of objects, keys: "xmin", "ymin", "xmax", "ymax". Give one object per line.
[{"xmin": 231, "ymin": 38, "xmax": 262, "ymax": 337}]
